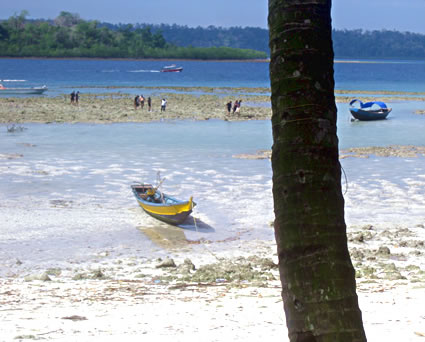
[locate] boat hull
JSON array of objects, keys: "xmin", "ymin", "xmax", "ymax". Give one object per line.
[
  {"xmin": 131, "ymin": 184, "xmax": 194, "ymax": 225},
  {"xmin": 350, "ymin": 108, "xmax": 391, "ymax": 121},
  {"xmin": 0, "ymin": 86, "xmax": 48, "ymax": 95},
  {"xmin": 160, "ymin": 67, "xmax": 183, "ymax": 72}
]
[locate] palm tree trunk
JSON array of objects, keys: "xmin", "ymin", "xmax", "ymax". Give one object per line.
[{"xmin": 268, "ymin": 1, "xmax": 367, "ymax": 341}]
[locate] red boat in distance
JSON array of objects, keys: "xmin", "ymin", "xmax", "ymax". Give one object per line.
[{"xmin": 160, "ymin": 64, "xmax": 183, "ymax": 72}]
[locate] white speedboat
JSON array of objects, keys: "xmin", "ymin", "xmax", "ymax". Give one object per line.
[
  {"xmin": 160, "ymin": 65, "xmax": 183, "ymax": 72},
  {"xmin": 0, "ymin": 85, "xmax": 48, "ymax": 94}
]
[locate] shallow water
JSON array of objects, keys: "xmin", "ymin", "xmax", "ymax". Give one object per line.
[
  {"xmin": 0, "ymin": 120, "xmax": 274, "ymax": 274},
  {"xmin": 1, "ymin": 58, "xmax": 425, "ymax": 275},
  {"xmin": 1, "ymin": 114, "xmax": 425, "ymax": 275}
]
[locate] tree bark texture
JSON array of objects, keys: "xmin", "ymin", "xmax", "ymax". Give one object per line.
[{"xmin": 268, "ymin": 1, "xmax": 367, "ymax": 341}]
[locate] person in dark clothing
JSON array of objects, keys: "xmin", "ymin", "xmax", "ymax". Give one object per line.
[
  {"xmin": 75, "ymin": 91, "xmax": 80, "ymax": 104},
  {"xmin": 134, "ymin": 95, "xmax": 140, "ymax": 109},
  {"xmin": 235, "ymin": 99, "xmax": 241, "ymax": 115},
  {"xmin": 148, "ymin": 97, "xmax": 152, "ymax": 112},
  {"xmin": 70, "ymin": 91, "xmax": 75, "ymax": 104},
  {"xmin": 232, "ymin": 100, "xmax": 239, "ymax": 114},
  {"xmin": 226, "ymin": 101, "xmax": 232, "ymax": 114}
]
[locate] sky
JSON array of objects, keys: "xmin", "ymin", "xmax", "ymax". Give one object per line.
[{"xmin": 2, "ymin": 0, "xmax": 425, "ymax": 34}]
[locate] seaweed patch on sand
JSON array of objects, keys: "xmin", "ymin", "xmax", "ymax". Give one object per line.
[
  {"xmin": 1, "ymin": 87, "xmax": 424, "ymax": 124},
  {"xmin": 340, "ymin": 145, "xmax": 425, "ymax": 158},
  {"xmin": 235, "ymin": 146, "xmax": 425, "ymax": 160}
]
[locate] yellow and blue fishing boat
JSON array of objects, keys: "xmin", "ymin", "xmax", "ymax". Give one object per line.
[{"xmin": 131, "ymin": 183, "xmax": 195, "ymax": 225}]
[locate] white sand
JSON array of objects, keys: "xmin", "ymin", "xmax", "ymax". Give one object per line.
[{"xmin": 1, "ymin": 234, "xmax": 425, "ymax": 342}]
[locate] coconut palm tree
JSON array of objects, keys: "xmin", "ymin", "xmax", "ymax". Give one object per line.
[{"xmin": 268, "ymin": 1, "xmax": 367, "ymax": 341}]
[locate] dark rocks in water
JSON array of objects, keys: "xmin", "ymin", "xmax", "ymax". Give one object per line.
[
  {"xmin": 46, "ymin": 268, "xmax": 62, "ymax": 276},
  {"xmin": 182, "ymin": 257, "xmax": 274, "ymax": 284},
  {"xmin": 247, "ymin": 256, "xmax": 278, "ymax": 270},
  {"xmin": 183, "ymin": 258, "xmax": 196, "ymax": 270},
  {"xmin": 24, "ymin": 273, "xmax": 51, "ymax": 282},
  {"xmin": 7, "ymin": 124, "xmax": 27, "ymax": 133},
  {"xmin": 156, "ymin": 257, "xmax": 176, "ymax": 268},
  {"xmin": 92, "ymin": 269, "xmax": 106, "ymax": 279},
  {"xmin": 356, "ymin": 266, "xmax": 377, "ymax": 279},
  {"xmin": 39, "ymin": 273, "xmax": 52, "ymax": 282},
  {"xmin": 0, "ymin": 153, "xmax": 23, "ymax": 160},
  {"xmin": 62, "ymin": 315, "xmax": 88, "ymax": 321},
  {"xmin": 350, "ymin": 231, "xmax": 375, "ymax": 243},
  {"xmin": 350, "ymin": 248, "xmax": 365, "ymax": 260},
  {"xmin": 399, "ymin": 240, "xmax": 425, "ymax": 248},
  {"xmin": 176, "ymin": 259, "xmax": 196, "ymax": 275},
  {"xmin": 377, "ymin": 246, "xmax": 391, "ymax": 256},
  {"xmin": 382, "ymin": 263, "xmax": 406, "ymax": 281}
]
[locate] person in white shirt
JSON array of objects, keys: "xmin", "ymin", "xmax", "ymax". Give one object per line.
[{"xmin": 161, "ymin": 98, "xmax": 167, "ymax": 112}]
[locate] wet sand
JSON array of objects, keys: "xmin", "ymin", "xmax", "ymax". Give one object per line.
[
  {"xmin": 1, "ymin": 223, "xmax": 424, "ymax": 341},
  {"xmin": 1, "ymin": 87, "xmax": 424, "ymax": 124}
]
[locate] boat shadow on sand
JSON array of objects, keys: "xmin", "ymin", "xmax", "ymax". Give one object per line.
[
  {"xmin": 137, "ymin": 216, "xmax": 215, "ymax": 250},
  {"xmin": 178, "ymin": 216, "xmax": 215, "ymax": 233}
]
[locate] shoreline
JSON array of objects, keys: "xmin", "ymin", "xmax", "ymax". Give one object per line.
[
  {"xmin": 0, "ymin": 56, "xmax": 270, "ymax": 63},
  {"xmin": 1, "ymin": 221, "xmax": 424, "ymax": 341},
  {"xmin": 1, "ymin": 56, "xmax": 424, "ymax": 64}
]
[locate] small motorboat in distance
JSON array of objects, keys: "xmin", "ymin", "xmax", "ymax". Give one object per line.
[
  {"xmin": 160, "ymin": 64, "xmax": 183, "ymax": 72},
  {"xmin": 349, "ymin": 99, "xmax": 392, "ymax": 121},
  {"xmin": 0, "ymin": 84, "xmax": 48, "ymax": 95},
  {"xmin": 131, "ymin": 183, "xmax": 195, "ymax": 225}
]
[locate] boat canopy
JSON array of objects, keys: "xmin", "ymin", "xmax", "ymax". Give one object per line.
[{"xmin": 349, "ymin": 99, "xmax": 388, "ymax": 109}]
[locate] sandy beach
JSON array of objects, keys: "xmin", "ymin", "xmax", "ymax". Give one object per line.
[
  {"xmin": 1, "ymin": 221, "xmax": 425, "ymax": 341},
  {"xmin": 1, "ymin": 88, "xmax": 425, "ymax": 341}
]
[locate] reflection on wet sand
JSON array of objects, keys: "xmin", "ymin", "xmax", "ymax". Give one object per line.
[{"xmin": 138, "ymin": 224, "xmax": 189, "ymax": 250}]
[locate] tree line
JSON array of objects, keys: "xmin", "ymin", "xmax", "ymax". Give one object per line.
[
  {"xmin": 129, "ymin": 23, "xmax": 425, "ymax": 59},
  {"xmin": 0, "ymin": 11, "xmax": 267, "ymax": 59},
  {"xmin": 1, "ymin": 11, "xmax": 424, "ymax": 59},
  {"xmin": 332, "ymin": 29, "xmax": 425, "ymax": 59}
]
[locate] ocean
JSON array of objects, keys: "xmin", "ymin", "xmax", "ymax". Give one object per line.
[
  {"xmin": 0, "ymin": 58, "xmax": 424, "ymax": 276},
  {"xmin": 1, "ymin": 58, "xmax": 424, "ymax": 92}
]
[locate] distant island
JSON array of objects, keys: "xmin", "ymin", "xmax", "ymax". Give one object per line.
[
  {"xmin": 0, "ymin": 11, "xmax": 266, "ymax": 60},
  {"xmin": 147, "ymin": 24, "xmax": 425, "ymax": 60},
  {"xmin": 1, "ymin": 11, "xmax": 424, "ymax": 60}
]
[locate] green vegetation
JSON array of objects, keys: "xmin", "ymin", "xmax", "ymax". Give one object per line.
[
  {"xmin": 136, "ymin": 23, "xmax": 425, "ymax": 59},
  {"xmin": 333, "ymin": 29, "xmax": 425, "ymax": 59},
  {"xmin": 0, "ymin": 11, "xmax": 267, "ymax": 59},
  {"xmin": 1, "ymin": 11, "xmax": 424, "ymax": 59},
  {"xmin": 110, "ymin": 23, "xmax": 271, "ymax": 56}
]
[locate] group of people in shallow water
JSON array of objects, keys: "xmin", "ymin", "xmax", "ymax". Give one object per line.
[
  {"xmin": 70, "ymin": 91, "xmax": 80, "ymax": 104},
  {"xmin": 134, "ymin": 95, "xmax": 168, "ymax": 112},
  {"xmin": 134, "ymin": 95, "xmax": 152, "ymax": 111},
  {"xmin": 226, "ymin": 100, "xmax": 242, "ymax": 115},
  {"xmin": 68, "ymin": 92, "xmax": 242, "ymax": 116}
]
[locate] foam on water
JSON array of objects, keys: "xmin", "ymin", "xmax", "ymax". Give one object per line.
[
  {"xmin": 342, "ymin": 156, "xmax": 425, "ymax": 225},
  {"xmin": 0, "ymin": 118, "xmax": 424, "ymax": 276}
]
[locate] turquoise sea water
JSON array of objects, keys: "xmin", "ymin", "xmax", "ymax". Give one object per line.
[
  {"xmin": 0, "ymin": 59, "xmax": 424, "ymax": 275},
  {"xmin": 1, "ymin": 58, "xmax": 424, "ymax": 93}
]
